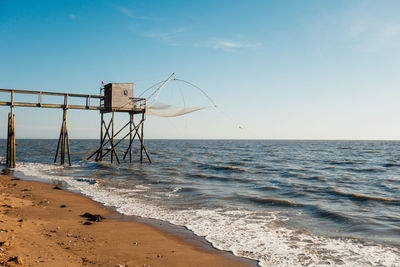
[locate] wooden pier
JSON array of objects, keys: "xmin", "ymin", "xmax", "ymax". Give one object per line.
[{"xmin": 0, "ymin": 83, "xmax": 151, "ymax": 168}]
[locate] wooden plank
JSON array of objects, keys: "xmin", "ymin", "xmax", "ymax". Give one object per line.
[{"xmin": 0, "ymin": 101, "xmax": 145, "ymax": 112}]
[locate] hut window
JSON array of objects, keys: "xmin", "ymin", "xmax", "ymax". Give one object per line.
[{"xmin": 123, "ymin": 90, "xmax": 128, "ymax": 96}]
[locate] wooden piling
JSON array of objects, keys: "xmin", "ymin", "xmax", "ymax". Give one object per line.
[
  {"xmin": 140, "ymin": 111, "xmax": 144, "ymax": 163},
  {"xmin": 6, "ymin": 92, "xmax": 16, "ymax": 169},
  {"xmin": 111, "ymin": 112, "xmax": 114, "ymax": 163},
  {"xmin": 129, "ymin": 113, "xmax": 133, "ymax": 162},
  {"xmin": 65, "ymin": 112, "xmax": 71, "ymax": 166},
  {"xmin": 6, "ymin": 113, "xmax": 10, "ymax": 167},
  {"xmin": 99, "ymin": 113, "xmax": 104, "ymax": 160},
  {"xmin": 12, "ymin": 112, "xmax": 15, "ymax": 167},
  {"xmin": 6, "ymin": 109, "xmax": 16, "ymax": 168},
  {"xmin": 54, "ymin": 105, "xmax": 71, "ymax": 166},
  {"xmin": 61, "ymin": 111, "xmax": 66, "ymax": 165}
]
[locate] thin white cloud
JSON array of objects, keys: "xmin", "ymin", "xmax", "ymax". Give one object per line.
[
  {"xmin": 120, "ymin": 7, "xmax": 134, "ymax": 17},
  {"xmin": 347, "ymin": 19, "xmax": 400, "ymax": 50},
  {"xmin": 349, "ymin": 20, "xmax": 367, "ymax": 38},
  {"xmin": 143, "ymin": 27, "xmax": 190, "ymax": 41},
  {"xmin": 143, "ymin": 29, "xmax": 260, "ymax": 52},
  {"xmin": 69, "ymin": 14, "xmax": 76, "ymax": 20},
  {"xmin": 118, "ymin": 7, "xmax": 162, "ymax": 21},
  {"xmin": 214, "ymin": 40, "xmax": 245, "ymax": 49},
  {"xmin": 198, "ymin": 39, "xmax": 261, "ymax": 52},
  {"xmin": 304, "ymin": 6, "xmax": 400, "ymax": 56}
]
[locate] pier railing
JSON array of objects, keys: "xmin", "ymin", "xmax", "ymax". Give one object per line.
[{"xmin": 0, "ymin": 88, "xmax": 146, "ymax": 111}]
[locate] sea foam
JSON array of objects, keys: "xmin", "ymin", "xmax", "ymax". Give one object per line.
[{"xmin": 14, "ymin": 161, "xmax": 400, "ymax": 267}]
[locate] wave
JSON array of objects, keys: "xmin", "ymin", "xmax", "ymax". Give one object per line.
[
  {"xmin": 308, "ymin": 175, "xmax": 328, "ymax": 182},
  {"xmin": 239, "ymin": 194, "xmax": 302, "ymax": 208},
  {"xmin": 12, "ymin": 161, "xmax": 400, "ymax": 267},
  {"xmin": 332, "ymin": 189, "xmax": 400, "ymax": 203},
  {"xmin": 344, "ymin": 167, "xmax": 384, "ymax": 173},
  {"xmin": 364, "ymin": 150, "xmax": 380, "ymax": 153},
  {"xmin": 176, "ymin": 187, "xmax": 199, "ymax": 193},
  {"xmin": 186, "ymin": 173, "xmax": 251, "ymax": 184},
  {"xmin": 192, "ymin": 161, "xmax": 247, "ymax": 173},
  {"xmin": 327, "ymin": 160, "xmax": 359, "ymax": 165},
  {"xmin": 383, "ymin": 163, "xmax": 400, "ymax": 168},
  {"xmin": 216, "ymin": 165, "xmax": 247, "ymax": 172},
  {"xmin": 307, "ymin": 205, "xmax": 353, "ymax": 223},
  {"xmin": 255, "ymin": 185, "xmax": 279, "ymax": 192}
]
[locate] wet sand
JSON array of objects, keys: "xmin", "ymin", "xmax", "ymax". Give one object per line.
[{"xmin": 0, "ymin": 174, "xmax": 255, "ymax": 266}]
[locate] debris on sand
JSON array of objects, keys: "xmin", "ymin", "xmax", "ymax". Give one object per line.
[
  {"xmin": 80, "ymin": 212, "xmax": 104, "ymax": 222},
  {"xmin": 4, "ymin": 256, "xmax": 24, "ymax": 265}
]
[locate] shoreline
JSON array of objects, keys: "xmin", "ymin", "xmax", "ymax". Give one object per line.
[{"xmin": 0, "ymin": 173, "xmax": 257, "ymax": 266}]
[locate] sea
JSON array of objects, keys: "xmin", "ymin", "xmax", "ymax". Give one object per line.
[{"xmin": 1, "ymin": 139, "xmax": 400, "ymax": 266}]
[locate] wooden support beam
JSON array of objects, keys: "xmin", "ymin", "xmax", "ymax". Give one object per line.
[
  {"xmin": 66, "ymin": 130, "xmax": 71, "ymax": 166},
  {"xmin": 6, "ymin": 109, "xmax": 16, "ymax": 168},
  {"xmin": 12, "ymin": 112, "xmax": 15, "ymax": 167},
  {"xmin": 129, "ymin": 113, "xmax": 133, "ymax": 162},
  {"xmin": 61, "ymin": 115, "xmax": 65, "ymax": 164},
  {"xmin": 54, "ymin": 123, "xmax": 63, "ymax": 163},
  {"xmin": 123, "ymin": 124, "xmax": 151, "ymax": 163},
  {"xmin": 90, "ymin": 115, "xmax": 122, "ymax": 163},
  {"xmin": 111, "ymin": 112, "xmax": 114, "ymax": 163},
  {"xmin": 6, "ymin": 114, "xmax": 10, "ymax": 167},
  {"xmin": 99, "ymin": 113, "xmax": 104, "ymax": 160},
  {"xmin": 140, "ymin": 111, "xmax": 151, "ymax": 163},
  {"xmin": 88, "ymin": 118, "xmax": 113, "ymax": 161},
  {"xmin": 54, "ymin": 108, "xmax": 71, "ymax": 166},
  {"xmin": 102, "ymin": 116, "xmax": 121, "ymax": 164},
  {"xmin": 140, "ymin": 111, "xmax": 144, "ymax": 163},
  {"xmin": 123, "ymin": 121, "xmax": 138, "ymax": 160},
  {"xmin": 89, "ymin": 111, "xmax": 151, "ymax": 164},
  {"xmin": 98, "ymin": 120, "xmax": 144, "ymax": 160}
]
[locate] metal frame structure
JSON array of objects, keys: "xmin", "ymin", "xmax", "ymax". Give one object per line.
[{"xmin": 0, "ymin": 88, "xmax": 151, "ymax": 168}]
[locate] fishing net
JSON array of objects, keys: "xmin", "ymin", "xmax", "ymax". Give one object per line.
[
  {"xmin": 146, "ymin": 102, "xmax": 205, "ymax": 117},
  {"xmin": 140, "ymin": 75, "xmax": 216, "ymax": 118}
]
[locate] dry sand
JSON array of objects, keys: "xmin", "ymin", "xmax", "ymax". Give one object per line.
[{"xmin": 0, "ymin": 174, "xmax": 253, "ymax": 266}]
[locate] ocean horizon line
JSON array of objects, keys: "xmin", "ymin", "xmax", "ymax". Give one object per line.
[{"xmin": 1, "ymin": 138, "xmax": 400, "ymax": 141}]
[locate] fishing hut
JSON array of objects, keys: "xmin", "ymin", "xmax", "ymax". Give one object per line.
[{"xmin": 0, "ymin": 83, "xmax": 151, "ymax": 168}]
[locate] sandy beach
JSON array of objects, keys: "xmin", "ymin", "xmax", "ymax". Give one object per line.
[{"xmin": 0, "ymin": 173, "xmax": 253, "ymax": 266}]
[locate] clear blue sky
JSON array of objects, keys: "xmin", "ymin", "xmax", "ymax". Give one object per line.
[{"xmin": 1, "ymin": 0, "xmax": 400, "ymax": 139}]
